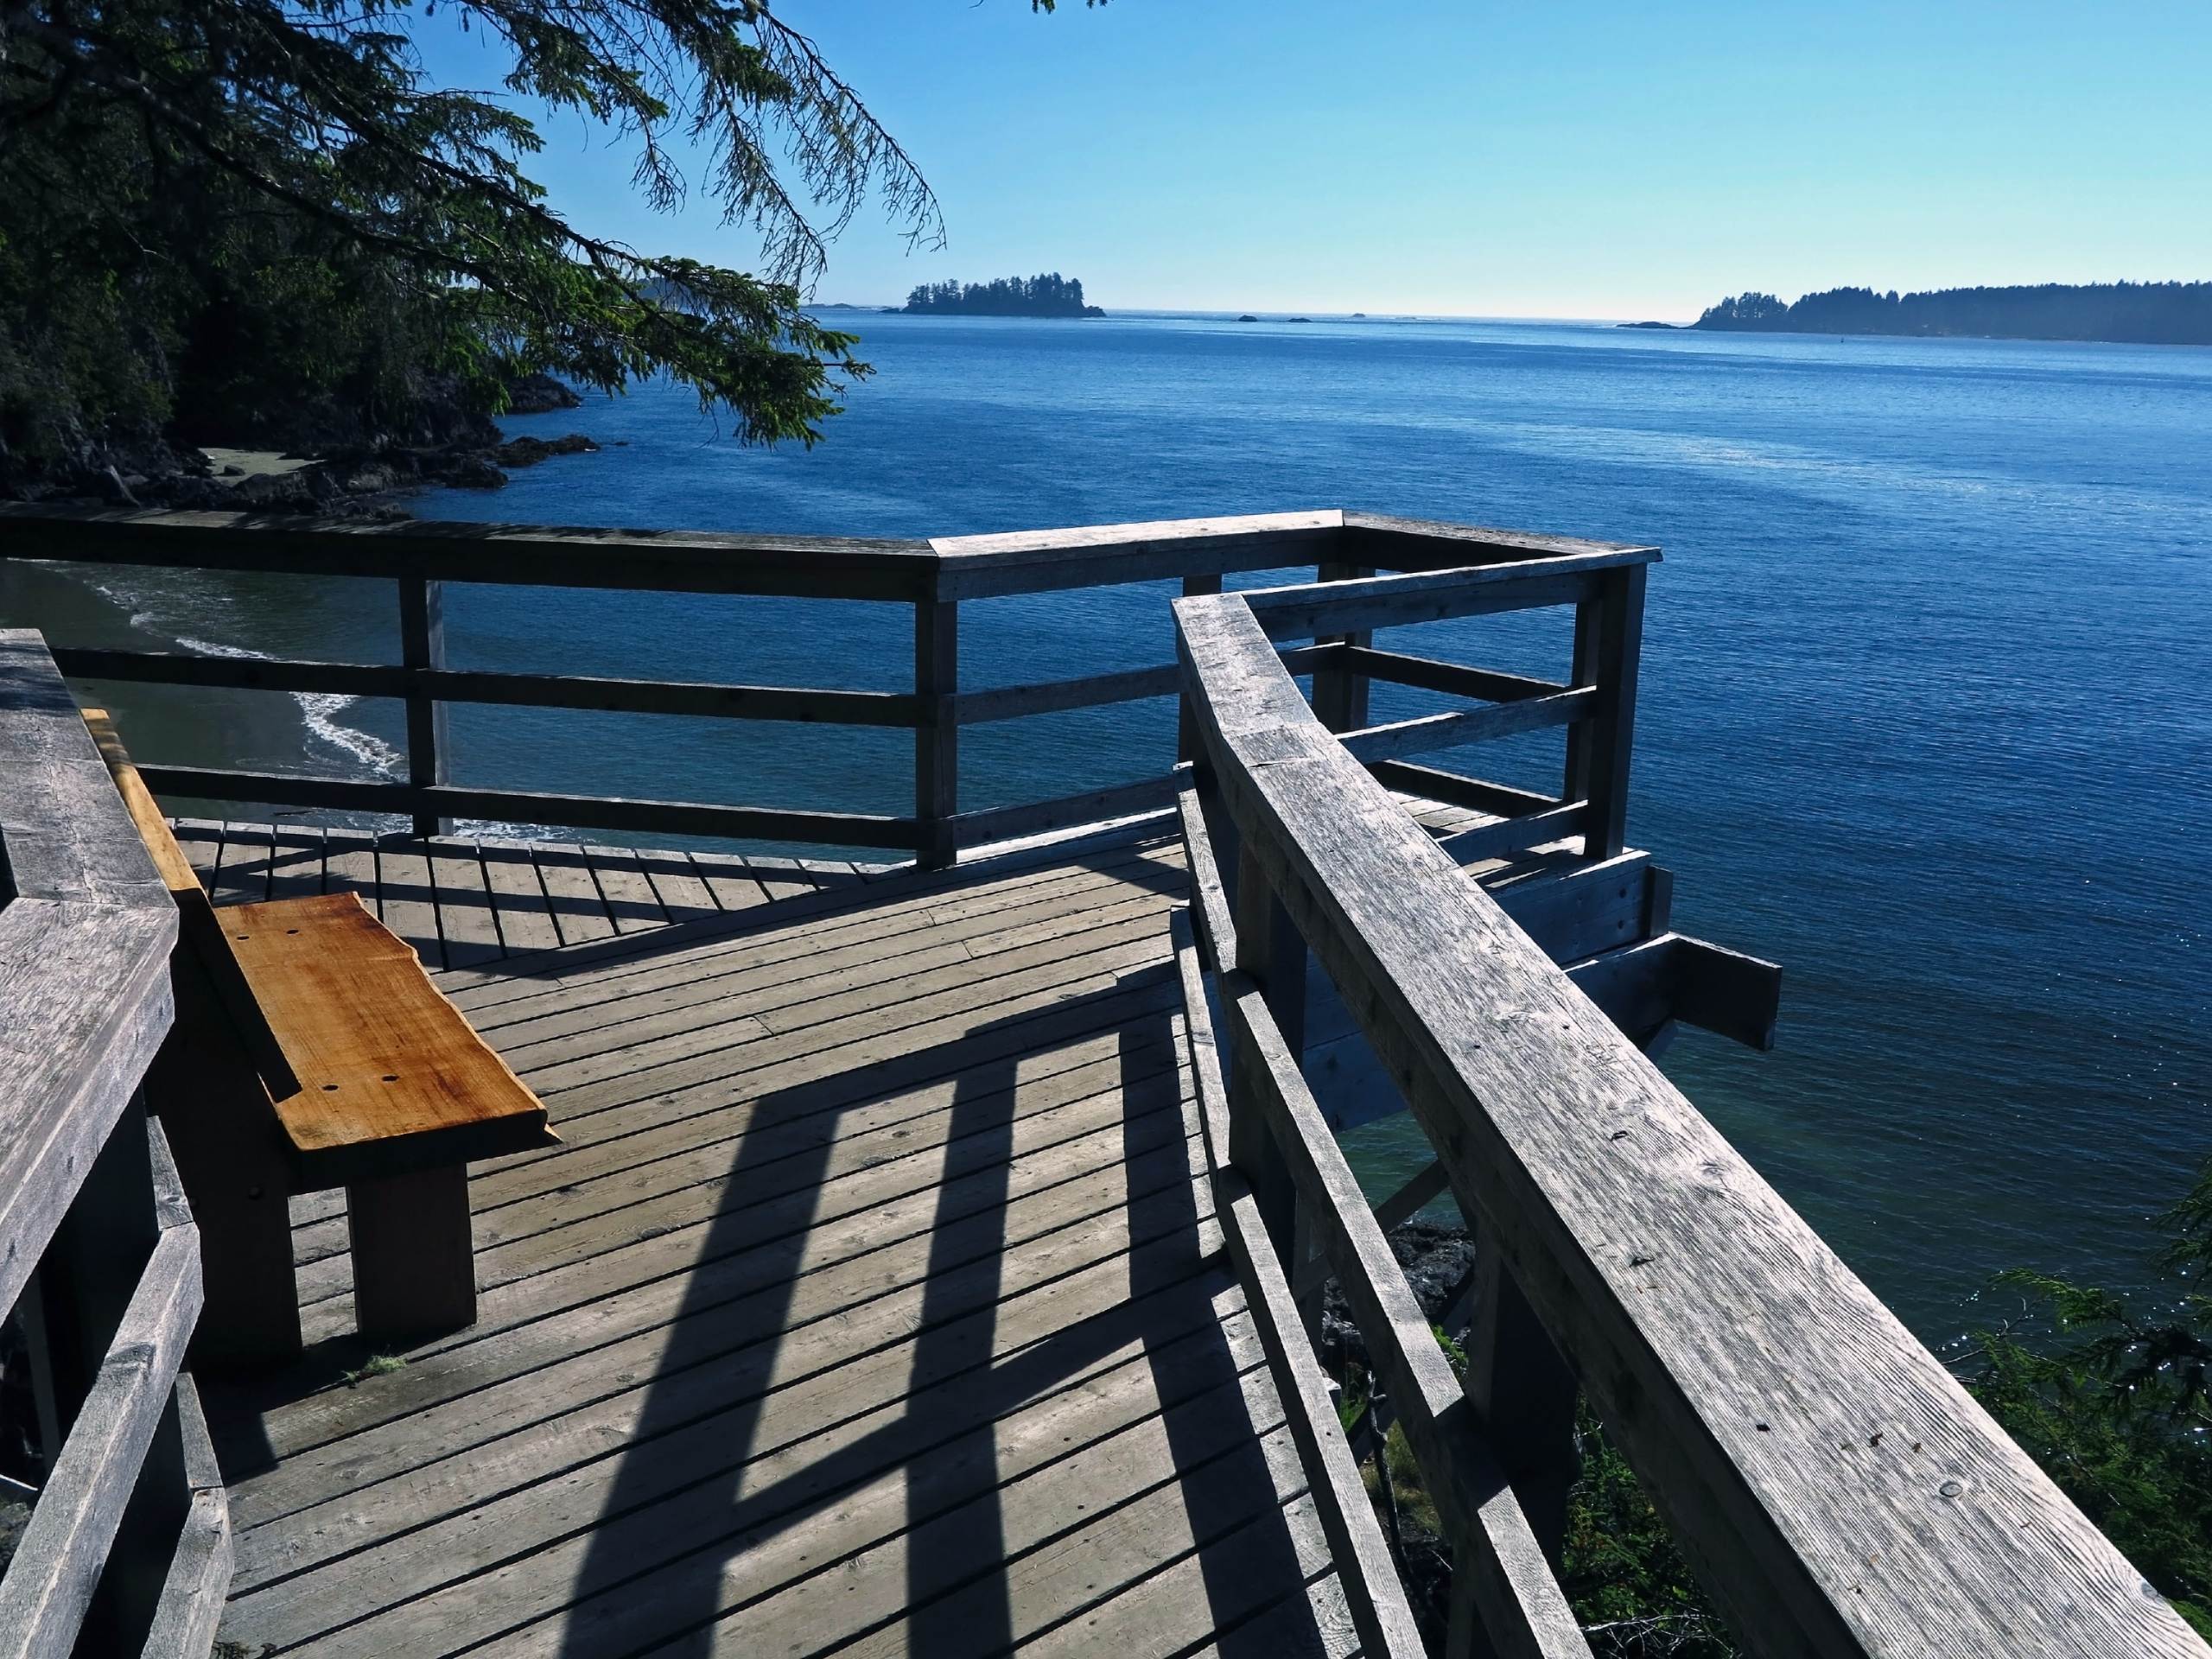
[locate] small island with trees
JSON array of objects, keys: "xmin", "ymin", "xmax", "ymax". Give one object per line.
[
  {"xmin": 1660, "ymin": 281, "xmax": 2211, "ymax": 346},
  {"xmin": 901, "ymin": 273, "xmax": 1103, "ymax": 317}
]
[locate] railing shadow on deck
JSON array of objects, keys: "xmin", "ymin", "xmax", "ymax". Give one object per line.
[{"xmin": 528, "ymin": 972, "xmax": 1287, "ymax": 1656}]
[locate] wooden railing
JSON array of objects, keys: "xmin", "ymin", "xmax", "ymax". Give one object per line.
[
  {"xmin": 0, "ymin": 505, "xmax": 1651, "ymax": 867},
  {"xmin": 1167, "ymin": 578, "xmax": 2207, "ymax": 1657},
  {"xmin": 0, "ymin": 631, "xmax": 230, "ymax": 1658}
]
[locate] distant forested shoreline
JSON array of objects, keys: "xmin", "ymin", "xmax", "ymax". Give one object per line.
[
  {"xmin": 902, "ymin": 274, "xmax": 1103, "ymax": 318},
  {"xmin": 1677, "ymin": 282, "xmax": 2212, "ymax": 345}
]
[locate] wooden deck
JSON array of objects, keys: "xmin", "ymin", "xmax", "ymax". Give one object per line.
[{"xmin": 196, "ymin": 818, "xmax": 1378, "ymax": 1657}]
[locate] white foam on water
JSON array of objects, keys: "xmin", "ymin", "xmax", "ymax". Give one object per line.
[{"xmin": 173, "ymin": 635, "xmax": 405, "ymax": 778}]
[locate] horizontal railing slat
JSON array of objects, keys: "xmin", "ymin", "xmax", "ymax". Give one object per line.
[
  {"xmin": 1369, "ymin": 760, "xmax": 1560, "ymax": 823},
  {"xmin": 1243, "ymin": 569, "xmax": 1603, "ymax": 639},
  {"xmin": 1338, "ymin": 688, "xmax": 1596, "ymax": 766},
  {"xmin": 1431, "ymin": 802, "xmax": 1592, "ymax": 867},
  {"xmin": 944, "ymin": 774, "xmax": 1177, "ymax": 851},
  {"xmin": 133, "ymin": 767, "xmax": 921, "ymax": 849},
  {"xmin": 0, "ymin": 1223, "xmax": 201, "ymax": 1659},
  {"xmin": 1215, "ymin": 967, "xmax": 1594, "ymax": 1658},
  {"xmin": 51, "ymin": 650, "xmax": 918, "ymax": 728},
  {"xmin": 1344, "ymin": 645, "xmax": 1569, "ymax": 704},
  {"xmin": 1175, "ymin": 588, "xmax": 2206, "ymax": 1657},
  {"xmin": 956, "ymin": 664, "xmax": 1180, "ymax": 725}
]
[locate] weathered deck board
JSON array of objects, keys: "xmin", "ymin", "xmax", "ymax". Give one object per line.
[
  {"xmin": 186, "ymin": 802, "xmax": 1621, "ymax": 1656},
  {"xmin": 194, "ymin": 823, "xmax": 1338, "ymax": 1658}
]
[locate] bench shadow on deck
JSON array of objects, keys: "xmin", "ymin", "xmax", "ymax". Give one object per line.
[{"xmin": 196, "ymin": 823, "xmax": 1363, "ymax": 1658}]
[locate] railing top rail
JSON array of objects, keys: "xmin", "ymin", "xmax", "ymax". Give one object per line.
[
  {"xmin": 1, "ymin": 502, "xmax": 1656, "ymax": 603},
  {"xmin": 0, "ymin": 629, "xmax": 178, "ymax": 1324},
  {"xmin": 1171, "ymin": 587, "xmax": 2203, "ymax": 1659},
  {"xmin": 0, "ymin": 505, "xmax": 941, "ymax": 600}
]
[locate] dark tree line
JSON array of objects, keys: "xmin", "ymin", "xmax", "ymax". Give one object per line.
[
  {"xmin": 903, "ymin": 274, "xmax": 1103, "ymax": 317},
  {"xmin": 1692, "ymin": 282, "xmax": 2212, "ymax": 345}
]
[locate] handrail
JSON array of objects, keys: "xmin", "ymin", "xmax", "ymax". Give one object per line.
[
  {"xmin": 0, "ymin": 504, "xmax": 1654, "ymax": 863},
  {"xmin": 0, "ymin": 630, "xmax": 227, "ymax": 1656},
  {"xmin": 1168, "ymin": 582, "xmax": 2207, "ymax": 1656}
]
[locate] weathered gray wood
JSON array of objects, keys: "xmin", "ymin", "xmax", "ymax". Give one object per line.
[
  {"xmin": 930, "ymin": 509, "xmax": 1343, "ymax": 600},
  {"xmin": 475, "ymin": 839, "xmax": 563, "ymax": 954},
  {"xmin": 957, "ymin": 645, "xmax": 1342, "ymax": 728},
  {"xmin": 1371, "ymin": 760, "xmax": 1560, "ymax": 823},
  {"xmin": 956, "ymin": 662, "xmax": 1179, "ymax": 724},
  {"xmin": 0, "ymin": 504, "xmax": 939, "ymax": 600},
  {"xmin": 1239, "ymin": 559, "xmax": 1625, "ymax": 640},
  {"xmin": 1569, "ymin": 565, "xmax": 1646, "ymax": 861},
  {"xmin": 913, "ymin": 594, "xmax": 958, "ymax": 868},
  {"xmin": 945, "ymin": 773, "xmax": 1175, "ymax": 852},
  {"xmin": 1345, "ymin": 645, "xmax": 1569, "ymax": 705},
  {"xmin": 0, "ymin": 1224, "xmax": 200, "ymax": 1659},
  {"xmin": 424, "ymin": 839, "xmax": 503, "ymax": 968},
  {"xmin": 1310, "ymin": 559, "xmax": 1375, "ymax": 734},
  {"xmin": 0, "ymin": 900, "xmax": 175, "ymax": 1326},
  {"xmin": 396, "ymin": 575, "xmax": 448, "ymax": 837},
  {"xmin": 0, "ymin": 631, "xmax": 175, "ymax": 912},
  {"xmin": 1228, "ymin": 842, "xmax": 1303, "ymax": 1268},
  {"xmin": 1173, "ymin": 766, "xmax": 1237, "ymax": 967},
  {"xmin": 1561, "ymin": 932, "xmax": 1783, "ymax": 1052},
  {"xmin": 1372, "ymin": 1158, "xmax": 1451, "ymax": 1234},
  {"xmin": 367, "ymin": 836, "xmax": 442, "ymax": 967},
  {"xmin": 1338, "ymin": 688, "xmax": 1595, "ymax": 766},
  {"xmin": 1175, "ymin": 588, "xmax": 2207, "ymax": 1658},
  {"xmin": 1433, "ymin": 802, "xmax": 1592, "ymax": 867},
  {"xmin": 1462, "ymin": 1228, "xmax": 1580, "ymax": 1567},
  {"xmin": 1214, "ymin": 967, "xmax": 1592, "ymax": 1658},
  {"xmin": 1217, "ymin": 1177, "xmax": 1429, "ymax": 1659},
  {"xmin": 1339, "ymin": 511, "xmax": 1658, "ymax": 573},
  {"xmin": 139, "ymin": 1375, "xmax": 231, "ymax": 1659},
  {"xmin": 526, "ymin": 841, "xmax": 618, "ymax": 945},
  {"xmin": 133, "ymin": 766, "xmax": 924, "ymax": 850}
]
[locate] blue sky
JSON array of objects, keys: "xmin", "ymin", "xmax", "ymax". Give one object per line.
[{"xmin": 418, "ymin": 1, "xmax": 2212, "ymax": 320}]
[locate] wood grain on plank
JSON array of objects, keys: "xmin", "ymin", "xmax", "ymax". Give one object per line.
[{"xmin": 1176, "ymin": 588, "xmax": 2204, "ymax": 1658}]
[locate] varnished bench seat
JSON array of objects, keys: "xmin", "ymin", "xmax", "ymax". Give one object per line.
[
  {"xmin": 222, "ymin": 893, "xmax": 555, "ymax": 1187},
  {"xmin": 83, "ymin": 709, "xmax": 558, "ymax": 1365}
]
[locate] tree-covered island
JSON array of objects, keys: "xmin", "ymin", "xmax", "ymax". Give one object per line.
[
  {"xmin": 902, "ymin": 274, "xmax": 1104, "ymax": 317},
  {"xmin": 1681, "ymin": 281, "xmax": 2212, "ymax": 345}
]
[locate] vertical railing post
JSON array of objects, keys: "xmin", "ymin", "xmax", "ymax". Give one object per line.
[
  {"xmin": 1462, "ymin": 1230, "xmax": 1581, "ymax": 1569},
  {"xmin": 1310, "ymin": 558, "xmax": 1373, "ymax": 734},
  {"xmin": 1564, "ymin": 563, "xmax": 1646, "ymax": 861},
  {"xmin": 1176, "ymin": 572, "xmax": 1224, "ymax": 766},
  {"xmin": 914, "ymin": 593, "xmax": 958, "ymax": 869},
  {"xmin": 1227, "ymin": 843, "xmax": 1306, "ymax": 1270},
  {"xmin": 397, "ymin": 574, "xmax": 449, "ymax": 838}
]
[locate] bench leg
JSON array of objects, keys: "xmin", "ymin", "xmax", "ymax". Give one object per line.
[
  {"xmin": 145, "ymin": 970, "xmax": 303, "ymax": 1370},
  {"xmin": 346, "ymin": 1165, "xmax": 476, "ymax": 1343}
]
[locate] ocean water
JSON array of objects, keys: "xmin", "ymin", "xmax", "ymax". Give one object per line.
[{"xmin": 6, "ymin": 313, "xmax": 2208, "ymax": 1345}]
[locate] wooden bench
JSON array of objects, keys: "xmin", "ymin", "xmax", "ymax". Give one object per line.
[{"xmin": 83, "ymin": 709, "xmax": 559, "ymax": 1367}]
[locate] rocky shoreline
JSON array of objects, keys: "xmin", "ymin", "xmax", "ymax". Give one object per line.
[{"xmin": 0, "ymin": 373, "xmax": 600, "ymax": 517}]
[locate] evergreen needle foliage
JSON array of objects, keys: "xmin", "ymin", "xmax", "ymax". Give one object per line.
[
  {"xmin": 0, "ymin": 0, "xmax": 1090, "ymax": 471},
  {"xmin": 1961, "ymin": 1155, "xmax": 2212, "ymax": 1637}
]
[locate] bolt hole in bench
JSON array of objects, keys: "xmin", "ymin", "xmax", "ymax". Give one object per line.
[{"xmin": 83, "ymin": 709, "xmax": 560, "ymax": 1368}]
